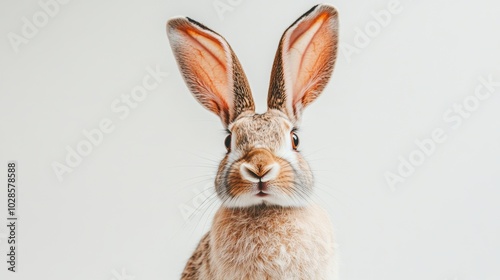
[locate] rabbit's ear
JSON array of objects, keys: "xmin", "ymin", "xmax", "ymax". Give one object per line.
[
  {"xmin": 267, "ymin": 5, "xmax": 338, "ymax": 125},
  {"xmin": 167, "ymin": 17, "xmax": 254, "ymax": 127}
]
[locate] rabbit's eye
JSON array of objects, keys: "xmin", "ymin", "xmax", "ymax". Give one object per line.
[
  {"xmin": 224, "ymin": 134, "xmax": 232, "ymax": 151},
  {"xmin": 291, "ymin": 132, "xmax": 299, "ymax": 150}
]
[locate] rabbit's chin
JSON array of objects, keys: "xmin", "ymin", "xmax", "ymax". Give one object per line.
[{"xmin": 220, "ymin": 191, "xmax": 310, "ymax": 208}]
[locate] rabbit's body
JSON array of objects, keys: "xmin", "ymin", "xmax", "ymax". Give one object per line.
[
  {"xmin": 183, "ymin": 205, "xmax": 335, "ymax": 280},
  {"xmin": 167, "ymin": 4, "xmax": 340, "ymax": 279}
]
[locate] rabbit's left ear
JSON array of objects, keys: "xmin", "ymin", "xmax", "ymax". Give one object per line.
[{"xmin": 267, "ymin": 5, "xmax": 339, "ymax": 125}]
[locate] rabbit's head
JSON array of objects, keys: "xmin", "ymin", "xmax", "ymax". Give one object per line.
[{"xmin": 167, "ymin": 4, "xmax": 338, "ymax": 208}]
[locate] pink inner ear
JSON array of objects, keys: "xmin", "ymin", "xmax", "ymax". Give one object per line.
[
  {"xmin": 176, "ymin": 25, "xmax": 233, "ymax": 117},
  {"xmin": 185, "ymin": 28, "xmax": 227, "ymax": 72},
  {"xmin": 285, "ymin": 12, "xmax": 335, "ymax": 107}
]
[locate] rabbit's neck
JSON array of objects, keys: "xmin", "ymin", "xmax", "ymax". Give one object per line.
[{"xmin": 208, "ymin": 204, "xmax": 335, "ymax": 279}]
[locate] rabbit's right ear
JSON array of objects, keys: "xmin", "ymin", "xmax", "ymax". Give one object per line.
[
  {"xmin": 167, "ymin": 17, "xmax": 255, "ymax": 127},
  {"xmin": 267, "ymin": 5, "xmax": 339, "ymax": 125}
]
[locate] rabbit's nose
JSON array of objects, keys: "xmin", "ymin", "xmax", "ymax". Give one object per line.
[{"xmin": 240, "ymin": 162, "xmax": 280, "ymax": 183}]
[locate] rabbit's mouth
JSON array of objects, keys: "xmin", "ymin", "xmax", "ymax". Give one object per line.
[
  {"xmin": 256, "ymin": 181, "xmax": 270, "ymax": 197},
  {"xmin": 256, "ymin": 191, "xmax": 269, "ymax": 197},
  {"xmin": 221, "ymin": 146, "xmax": 313, "ymax": 208}
]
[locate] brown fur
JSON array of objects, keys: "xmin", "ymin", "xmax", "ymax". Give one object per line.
[
  {"xmin": 167, "ymin": 17, "xmax": 254, "ymax": 127},
  {"xmin": 182, "ymin": 205, "xmax": 335, "ymax": 280},
  {"xmin": 167, "ymin": 4, "xmax": 340, "ymax": 280},
  {"xmin": 214, "ymin": 110, "xmax": 315, "ymax": 207},
  {"xmin": 268, "ymin": 5, "xmax": 338, "ymax": 124}
]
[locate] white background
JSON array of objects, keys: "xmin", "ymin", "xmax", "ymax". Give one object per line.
[{"xmin": 1, "ymin": 0, "xmax": 500, "ymax": 279}]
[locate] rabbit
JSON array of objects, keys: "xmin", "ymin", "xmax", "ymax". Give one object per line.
[{"xmin": 166, "ymin": 4, "xmax": 339, "ymax": 280}]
